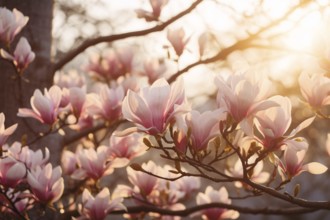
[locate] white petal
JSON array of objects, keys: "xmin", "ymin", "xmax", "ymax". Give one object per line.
[{"xmin": 303, "ymin": 162, "xmax": 328, "ymax": 174}]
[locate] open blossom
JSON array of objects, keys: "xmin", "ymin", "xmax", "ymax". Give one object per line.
[
  {"xmin": 27, "ymin": 163, "xmax": 64, "ymax": 204},
  {"xmin": 278, "ymin": 147, "xmax": 328, "ymax": 179},
  {"xmin": 1, "ymin": 37, "xmax": 35, "ymax": 71},
  {"xmin": 54, "ymin": 70, "xmax": 86, "ymax": 89},
  {"xmin": 107, "ymin": 134, "xmax": 147, "ymax": 160},
  {"xmin": 87, "ymin": 85, "xmax": 124, "ymax": 121},
  {"xmin": 185, "ymin": 109, "xmax": 226, "ymax": 152},
  {"xmin": 143, "ymin": 58, "xmax": 167, "ymax": 84},
  {"xmin": 253, "ymin": 96, "xmax": 314, "ymax": 151},
  {"xmin": 0, "ymin": 7, "xmax": 28, "ymax": 44},
  {"xmin": 5, "ymin": 142, "xmax": 49, "ymax": 170},
  {"xmin": 71, "ymin": 146, "xmax": 128, "ymax": 180},
  {"xmin": 121, "ymin": 78, "xmax": 188, "ymax": 136},
  {"xmin": 216, "ymin": 72, "xmax": 276, "ymax": 126},
  {"xmin": 298, "ymin": 72, "xmax": 330, "ymax": 109},
  {"xmin": 135, "ymin": 0, "xmax": 168, "ymax": 21},
  {"xmin": 78, "ymin": 188, "xmax": 126, "ymax": 220},
  {"xmin": 0, "ymin": 112, "xmax": 17, "ymax": 146},
  {"xmin": 18, "ymin": 85, "xmax": 62, "ymax": 125},
  {"xmin": 225, "ymin": 156, "xmax": 270, "ymax": 188},
  {"xmin": 127, "ymin": 161, "xmax": 158, "ymax": 197},
  {"xmin": 85, "ymin": 49, "xmax": 133, "ymax": 82},
  {"xmin": 196, "ymin": 186, "xmax": 239, "ymax": 220},
  {"xmin": 0, "ymin": 156, "xmax": 26, "ymax": 188},
  {"xmin": 61, "ymin": 150, "xmax": 77, "ymax": 175},
  {"xmin": 167, "ymin": 27, "xmax": 190, "ymax": 57}
]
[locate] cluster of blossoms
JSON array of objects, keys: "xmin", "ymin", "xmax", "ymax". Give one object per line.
[
  {"xmin": 0, "ymin": 7, "xmax": 34, "ymax": 74},
  {"xmin": 0, "ymin": 127, "xmax": 64, "ymax": 215},
  {"xmin": 1, "ymin": 1, "xmax": 330, "ymax": 220}
]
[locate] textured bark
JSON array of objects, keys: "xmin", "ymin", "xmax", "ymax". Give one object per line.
[{"xmin": 0, "ymin": 0, "xmax": 63, "ymax": 170}]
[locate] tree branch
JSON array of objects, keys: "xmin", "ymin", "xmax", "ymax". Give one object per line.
[
  {"xmin": 167, "ymin": 0, "xmax": 313, "ymax": 83},
  {"xmin": 51, "ymin": 0, "xmax": 203, "ymax": 74},
  {"xmin": 110, "ymin": 203, "xmax": 316, "ymax": 216}
]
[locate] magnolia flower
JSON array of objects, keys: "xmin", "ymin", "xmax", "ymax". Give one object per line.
[
  {"xmin": 85, "ymin": 49, "xmax": 133, "ymax": 82},
  {"xmin": 186, "ymin": 109, "xmax": 226, "ymax": 151},
  {"xmin": 61, "ymin": 150, "xmax": 77, "ymax": 175},
  {"xmin": 1, "ymin": 37, "xmax": 35, "ymax": 71},
  {"xmin": 215, "ymin": 72, "xmax": 275, "ymax": 126},
  {"xmin": 127, "ymin": 161, "xmax": 158, "ymax": 197},
  {"xmin": 196, "ymin": 186, "xmax": 239, "ymax": 220},
  {"xmin": 78, "ymin": 188, "xmax": 126, "ymax": 220},
  {"xmin": 27, "ymin": 163, "xmax": 64, "ymax": 204},
  {"xmin": 4, "ymin": 189, "xmax": 31, "ymax": 213},
  {"xmin": 18, "ymin": 85, "xmax": 62, "ymax": 125},
  {"xmin": 143, "ymin": 58, "xmax": 167, "ymax": 84},
  {"xmin": 69, "ymin": 87, "xmax": 86, "ymax": 119},
  {"xmin": 54, "ymin": 70, "xmax": 86, "ymax": 89},
  {"xmin": 0, "ymin": 156, "xmax": 26, "ymax": 188},
  {"xmin": 198, "ymin": 31, "xmax": 212, "ymax": 57},
  {"xmin": 87, "ymin": 85, "xmax": 124, "ymax": 122},
  {"xmin": 107, "ymin": 134, "xmax": 147, "ymax": 160},
  {"xmin": 173, "ymin": 114, "xmax": 189, "ymax": 154},
  {"xmin": 0, "ymin": 112, "xmax": 17, "ymax": 146},
  {"xmin": 253, "ymin": 96, "xmax": 314, "ymax": 151},
  {"xmin": 6, "ymin": 142, "xmax": 50, "ymax": 170},
  {"xmin": 278, "ymin": 147, "xmax": 328, "ymax": 179},
  {"xmin": 225, "ymin": 156, "xmax": 270, "ymax": 188},
  {"xmin": 121, "ymin": 78, "xmax": 187, "ymax": 136},
  {"xmin": 116, "ymin": 47, "xmax": 134, "ymax": 74},
  {"xmin": 298, "ymin": 72, "xmax": 330, "ymax": 109},
  {"xmin": 135, "ymin": 0, "xmax": 168, "ymax": 21},
  {"xmin": 167, "ymin": 27, "xmax": 190, "ymax": 57},
  {"xmin": 71, "ymin": 146, "xmax": 128, "ymax": 180},
  {"xmin": 0, "ymin": 7, "xmax": 28, "ymax": 44}
]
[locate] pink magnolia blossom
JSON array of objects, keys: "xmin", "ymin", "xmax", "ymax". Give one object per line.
[
  {"xmin": 71, "ymin": 146, "xmax": 128, "ymax": 180},
  {"xmin": 1, "ymin": 37, "xmax": 35, "ymax": 71},
  {"xmin": 121, "ymin": 78, "xmax": 187, "ymax": 136},
  {"xmin": 0, "ymin": 112, "xmax": 17, "ymax": 146},
  {"xmin": 298, "ymin": 72, "xmax": 330, "ymax": 109},
  {"xmin": 54, "ymin": 70, "xmax": 86, "ymax": 89},
  {"xmin": 215, "ymin": 72, "xmax": 276, "ymax": 126},
  {"xmin": 116, "ymin": 47, "xmax": 134, "ymax": 74},
  {"xmin": 69, "ymin": 87, "xmax": 86, "ymax": 119},
  {"xmin": 0, "ymin": 156, "xmax": 26, "ymax": 188},
  {"xmin": 127, "ymin": 161, "xmax": 158, "ymax": 197},
  {"xmin": 2, "ymin": 189, "xmax": 31, "ymax": 213},
  {"xmin": 167, "ymin": 27, "xmax": 190, "ymax": 57},
  {"xmin": 185, "ymin": 109, "xmax": 226, "ymax": 152},
  {"xmin": 107, "ymin": 134, "xmax": 147, "ymax": 161},
  {"xmin": 196, "ymin": 186, "xmax": 239, "ymax": 220},
  {"xmin": 27, "ymin": 163, "xmax": 64, "ymax": 204},
  {"xmin": 61, "ymin": 150, "xmax": 77, "ymax": 175},
  {"xmin": 87, "ymin": 85, "xmax": 124, "ymax": 121},
  {"xmin": 225, "ymin": 156, "xmax": 270, "ymax": 188},
  {"xmin": 253, "ymin": 96, "xmax": 314, "ymax": 151},
  {"xmin": 85, "ymin": 49, "xmax": 133, "ymax": 82},
  {"xmin": 135, "ymin": 0, "xmax": 168, "ymax": 21},
  {"xmin": 143, "ymin": 58, "xmax": 167, "ymax": 84},
  {"xmin": 0, "ymin": 7, "xmax": 28, "ymax": 44},
  {"xmin": 6, "ymin": 142, "xmax": 49, "ymax": 170},
  {"xmin": 172, "ymin": 115, "xmax": 189, "ymax": 154},
  {"xmin": 18, "ymin": 85, "xmax": 62, "ymax": 125},
  {"xmin": 198, "ymin": 31, "xmax": 216, "ymax": 57},
  {"xmin": 78, "ymin": 188, "xmax": 126, "ymax": 220},
  {"xmin": 278, "ymin": 147, "xmax": 328, "ymax": 179}
]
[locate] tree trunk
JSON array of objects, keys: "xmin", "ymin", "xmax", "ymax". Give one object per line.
[{"xmin": 0, "ymin": 0, "xmax": 62, "ymax": 156}]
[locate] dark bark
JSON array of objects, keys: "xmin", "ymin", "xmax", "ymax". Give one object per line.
[{"xmin": 0, "ymin": 1, "xmax": 60, "ymax": 154}]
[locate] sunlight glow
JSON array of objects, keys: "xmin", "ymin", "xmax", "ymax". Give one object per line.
[{"xmin": 283, "ymin": 12, "xmax": 322, "ymax": 51}]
